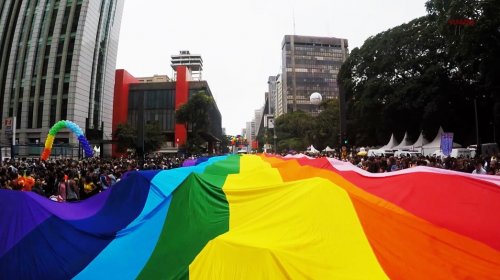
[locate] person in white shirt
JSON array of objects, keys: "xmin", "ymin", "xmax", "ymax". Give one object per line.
[{"xmin": 472, "ymin": 160, "xmax": 487, "ymax": 175}]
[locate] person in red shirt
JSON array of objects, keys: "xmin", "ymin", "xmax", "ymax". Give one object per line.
[{"xmin": 57, "ymin": 173, "xmax": 67, "ymax": 202}]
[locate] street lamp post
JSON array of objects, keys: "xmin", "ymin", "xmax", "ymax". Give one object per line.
[
  {"xmin": 273, "ymin": 132, "xmax": 277, "ymax": 154},
  {"xmin": 264, "ymin": 129, "xmax": 268, "ymax": 153},
  {"xmin": 137, "ymin": 93, "xmax": 145, "ymax": 166},
  {"xmin": 491, "ymin": 121, "xmax": 497, "ymax": 143},
  {"xmin": 474, "ymin": 97, "xmax": 481, "ymax": 156},
  {"xmin": 494, "ymin": 123, "xmax": 497, "ymax": 143}
]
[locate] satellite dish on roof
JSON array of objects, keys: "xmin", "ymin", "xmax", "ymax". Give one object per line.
[{"xmin": 310, "ymin": 92, "xmax": 322, "ymax": 105}]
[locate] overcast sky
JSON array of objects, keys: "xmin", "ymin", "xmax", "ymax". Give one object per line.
[{"xmin": 116, "ymin": 0, "xmax": 428, "ymax": 135}]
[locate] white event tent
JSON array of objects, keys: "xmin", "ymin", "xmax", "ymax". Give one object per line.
[
  {"xmin": 307, "ymin": 145, "xmax": 320, "ymax": 154},
  {"xmin": 323, "ymin": 146, "xmax": 335, "ymax": 152},
  {"xmin": 392, "ymin": 132, "xmax": 413, "ymax": 150},
  {"xmin": 380, "ymin": 134, "xmax": 400, "ymax": 150},
  {"xmin": 410, "ymin": 131, "xmax": 430, "ymax": 152}
]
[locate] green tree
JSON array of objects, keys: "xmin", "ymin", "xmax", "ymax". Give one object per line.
[
  {"xmin": 275, "ymin": 111, "xmax": 314, "ymax": 151},
  {"xmin": 274, "ymin": 100, "xmax": 341, "ymax": 152},
  {"xmin": 113, "ymin": 124, "xmax": 136, "ymax": 153},
  {"xmin": 339, "ymin": 16, "xmax": 451, "ymax": 145},
  {"xmin": 314, "ymin": 99, "xmax": 340, "ymax": 149},
  {"xmin": 113, "ymin": 122, "xmax": 164, "ymax": 154},
  {"xmin": 219, "ymin": 135, "xmax": 231, "ymax": 154},
  {"xmin": 175, "ymin": 91, "xmax": 216, "ymax": 154},
  {"xmin": 338, "ymin": 2, "xmax": 499, "ymax": 146},
  {"xmin": 426, "ymin": 0, "xmax": 500, "ymax": 143},
  {"xmin": 144, "ymin": 122, "xmax": 164, "ymax": 153}
]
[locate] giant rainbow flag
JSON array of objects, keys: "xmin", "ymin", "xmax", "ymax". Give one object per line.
[{"xmin": 1, "ymin": 154, "xmax": 500, "ymax": 279}]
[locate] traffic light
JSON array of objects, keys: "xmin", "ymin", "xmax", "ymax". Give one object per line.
[{"xmin": 344, "ymin": 139, "xmax": 348, "ymax": 145}]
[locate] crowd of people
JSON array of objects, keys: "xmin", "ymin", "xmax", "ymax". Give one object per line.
[
  {"xmin": 300, "ymin": 150, "xmax": 500, "ymax": 175},
  {"xmin": 0, "ymin": 154, "xmax": 187, "ymax": 201},
  {"xmin": 348, "ymin": 155, "xmax": 500, "ymax": 175},
  {"xmin": 3, "ymin": 149, "xmax": 500, "ymax": 202}
]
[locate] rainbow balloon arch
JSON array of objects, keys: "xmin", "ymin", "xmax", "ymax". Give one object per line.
[{"xmin": 41, "ymin": 120, "xmax": 93, "ymax": 160}]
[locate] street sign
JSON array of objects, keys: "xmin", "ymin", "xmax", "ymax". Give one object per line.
[
  {"xmin": 4, "ymin": 118, "xmax": 13, "ymax": 133},
  {"xmin": 264, "ymin": 114, "xmax": 274, "ymax": 129},
  {"xmin": 268, "ymin": 118, "xmax": 274, "ymax": 129}
]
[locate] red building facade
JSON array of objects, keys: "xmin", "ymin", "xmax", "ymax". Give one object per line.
[
  {"xmin": 113, "ymin": 70, "xmax": 139, "ymax": 157},
  {"xmin": 112, "ymin": 67, "xmax": 222, "ymax": 157},
  {"xmin": 174, "ymin": 66, "xmax": 189, "ymax": 148}
]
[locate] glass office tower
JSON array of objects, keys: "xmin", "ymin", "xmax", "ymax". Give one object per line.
[
  {"xmin": 281, "ymin": 35, "xmax": 349, "ymax": 114},
  {"xmin": 0, "ymin": 0, "xmax": 124, "ymax": 156}
]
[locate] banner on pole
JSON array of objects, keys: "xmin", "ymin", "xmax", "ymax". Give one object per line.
[{"xmin": 441, "ymin": 132, "xmax": 454, "ymax": 156}]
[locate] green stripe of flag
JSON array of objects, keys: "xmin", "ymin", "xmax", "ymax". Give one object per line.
[{"xmin": 138, "ymin": 156, "xmax": 240, "ymax": 279}]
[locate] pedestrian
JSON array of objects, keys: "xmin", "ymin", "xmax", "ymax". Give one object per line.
[{"xmin": 472, "ymin": 160, "xmax": 487, "ymax": 175}]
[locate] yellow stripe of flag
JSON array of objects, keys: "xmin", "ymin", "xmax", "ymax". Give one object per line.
[{"xmin": 190, "ymin": 155, "xmax": 388, "ymax": 279}]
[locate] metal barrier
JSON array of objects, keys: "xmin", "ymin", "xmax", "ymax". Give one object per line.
[{"xmin": 1, "ymin": 144, "xmax": 81, "ymax": 160}]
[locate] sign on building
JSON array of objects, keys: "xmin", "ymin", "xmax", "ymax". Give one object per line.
[{"xmin": 4, "ymin": 118, "xmax": 13, "ymax": 133}]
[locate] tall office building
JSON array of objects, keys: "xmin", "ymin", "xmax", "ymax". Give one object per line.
[
  {"xmin": 281, "ymin": 35, "xmax": 348, "ymax": 114},
  {"xmin": 254, "ymin": 108, "xmax": 263, "ymax": 137},
  {"xmin": 267, "ymin": 75, "xmax": 277, "ymax": 116},
  {"xmin": 0, "ymin": 0, "xmax": 124, "ymax": 156},
  {"xmin": 246, "ymin": 121, "xmax": 255, "ymax": 144},
  {"xmin": 275, "ymin": 74, "xmax": 285, "ymax": 117}
]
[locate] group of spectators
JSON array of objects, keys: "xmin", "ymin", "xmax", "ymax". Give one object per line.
[
  {"xmin": 299, "ymin": 151, "xmax": 500, "ymax": 175},
  {"xmin": 0, "ymin": 154, "xmax": 187, "ymax": 201},
  {"xmin": 4, "ymin": 150, "xmax": 499, "ymax": 202},
  {"xmin": 349, "ymin": 155, "xmax": 500, "ymax": 175}
]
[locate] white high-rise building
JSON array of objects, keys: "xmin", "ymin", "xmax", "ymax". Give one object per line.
[
  {"xmin": 275, "ymin": 74, "xmax": 285, "ymax": 117},
  {"xmin": 245, "ymin": 121, "xmax": 256, "ymax": 144},
  {"xmin": 0, "ymin": 0, "xmax": 125, "ymax": 156},
  {"xmin": 254, "ymin": 108, "xmax": 263, "ymax": 137},
  {"xmin": 267, "ymin": 76, "xmax": 278, "ymax": 115}
]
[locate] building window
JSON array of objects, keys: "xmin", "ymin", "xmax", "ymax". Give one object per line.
[
  {"xmin": 49, "ymin": 98, "xmax": 56, "ymax": 125},
  {"xmin": 28, "ymin": 101, "xmax": 34, "ymax": 128},
  {"xmin": 61, "ymin": 97, "xmax": 68, "ymax": 120},
  {"xmin": 37, "ymin": 101, "xmax": 43, "ymax": 128}
]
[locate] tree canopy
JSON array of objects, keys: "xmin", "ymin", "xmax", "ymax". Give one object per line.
[
  {"xmin": 175, "ymin": 91, "xmax": 217, "ymax": 154},
  {"xmin": 113, "ymin": 122, "xmax": 164, "ymax": 154},
  {"xmin": 338, "ymin": 0, "xmax": 500, "ymax": 147},
  {"xmin": 274, "ymin": 99, "xmax": 340, "ymax": 151}
]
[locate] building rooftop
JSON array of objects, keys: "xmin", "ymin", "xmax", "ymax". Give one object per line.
[
  {"xmin": 171, "ymin": 50, "xmax": 203, "ymax": 71},
  {"xmin": 282, "ymin": 35, "xmax": 348, "ymax": 49},
  {"xmin": 136, "ymin": 74, "xmax": 170, "ymax": 83}
]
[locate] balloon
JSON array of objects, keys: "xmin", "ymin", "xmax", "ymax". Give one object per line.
[
  {"xmin": 41, "ymin": 148, "xmax": 51, "ymax": 160},
  {"xmin": 44, "ymin": 135, "xmax": 55, "ymax": 149},
  {"xmin": 41, "ymin": 120, "xmax": 94, "ymax": 159}
]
